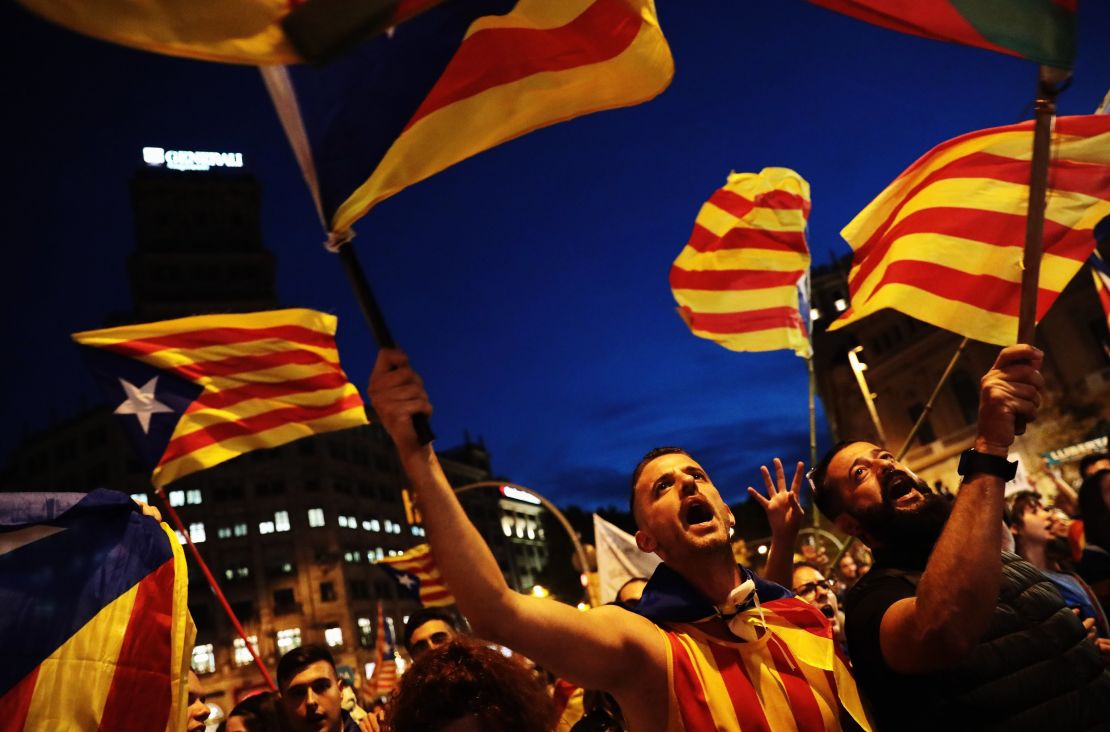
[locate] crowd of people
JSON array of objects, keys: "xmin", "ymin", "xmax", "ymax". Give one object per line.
[{"xmin": 175, "ymin": 342, "xmax": 1110, "ymax": 731}]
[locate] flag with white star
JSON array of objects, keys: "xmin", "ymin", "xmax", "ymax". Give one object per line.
[
  {"xmin": 374, "ymin": 543, "xmax": 455, "ymax": 608},
  {"xmin": 73, "ymin": 308, "xmax": 368, "ymax": 488}
]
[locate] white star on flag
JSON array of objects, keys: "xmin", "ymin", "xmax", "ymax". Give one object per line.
[
  {"xmin": 397, "ymin": 573, "xmax": 418, "ymax": 590},
  {"xmin": 114, "ymin": 376, "xmax": 174, "ymax": 434}
]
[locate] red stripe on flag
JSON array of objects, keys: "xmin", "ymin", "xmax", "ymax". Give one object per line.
[
  {"xmin": 755, "ymin": 188, "xmax": 811, "ymax": 216},
  {"xmin": 707, "ymin": 642, "xmax": 772, "ymax": 732},
  {"xmin": 682, "ymin": 306, "xmax": 805, "ymax": 335},
  {"xmin": 685, "ymin": 224, "xmax": 808, "ymax": 254},
  {"xmin": 665, "ymin": 633, "xmax": 718, "ymax": 731},
  {"xmin": 100, "ymin": 343, "xmax": 342, "ymax": 382},
  {"xmin": 99, "ymin": 560, "xmax": 176, "ymax": 732},
  {"xmin": 767, "ymin": 636, "xmax": 826, "ymax": 731},
  {"xmin": 104, "ymin": 325, "xmax": 336, "ymax": 357},
  {"xmin": 158, "ymin": 392, "xmax": 365, "ymax": 466},
  {"xmin": 420, "ymin": 588, "xmax": 452, "ymax": 603},
  {"xmin": 552, "ymin": 679, "xmax": 578, "ymax": 721},
  {"xmin": 0, "ymin": 666, "xmax": 40, "ymax": 730},
  {"xmin": 406, "ymin": 0, "xmax": 640, "ymax": 130},
  {"xmin": 669, "ymin": 268, "xmax": 804, "ymax": 291},
  {"xmin": 187, "ymin": 372, "xmax": 353, "ymax": 412},
  {"xmin": 869, "ymin": 260, "xmax": 1062, "ymax": 318},
  {"xmin": 706, "ymin": 189, "xmax": 755, "ymax": 220},
  {"xmin": 764, "ymin": 598, "xmax": 834, "ymax": 638}
]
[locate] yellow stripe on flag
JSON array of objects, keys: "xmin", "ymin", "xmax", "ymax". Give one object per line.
[
  {"xmin": 672, "ymin": 247, "xmax": 808, "ymax": 274},
  {"xmin": 697, "ymin": 202, "xmax": 809, "ymax": 236},
  {"xmin": 674, "ymin": 285, "xmax": 801, "ymax": 313}
]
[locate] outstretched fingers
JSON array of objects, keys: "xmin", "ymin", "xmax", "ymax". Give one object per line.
[{"xmin": 747, "ymin": 486, "xmax": 771, "ymax": 508}]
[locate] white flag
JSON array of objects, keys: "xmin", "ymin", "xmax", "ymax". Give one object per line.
[{"xmin": 593, "ymin": 514, "xmax": 661, "ymax": 604}]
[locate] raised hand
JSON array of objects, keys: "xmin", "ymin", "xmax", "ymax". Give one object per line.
[
  {"xmin": 368, "ymin": 348, "xmax": 433, "ymax": 455},
  {"xmin": 748, "ymin": 458, "xmax": 806, "ymax": 537},
  {"xmin": 976, "ymin": 344, "xmax": 1044, "ymax": 455}
]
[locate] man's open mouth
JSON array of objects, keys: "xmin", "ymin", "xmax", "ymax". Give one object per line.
[
  {"xmin": 884, "ymin": 473, "xmax": 919, "ymax": 505},
  {"xmin": 683, "ymin": 498, "xmax": 714, "ymax": 527},
  {"xmin": 819, "ymin": 604, "xmax": 835, "ymax": 619}
]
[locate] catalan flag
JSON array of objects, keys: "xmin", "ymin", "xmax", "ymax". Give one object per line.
[
  {"xmin": 368, "ymin": 602, "xmax": 399, "ymax": 697},
  {"xmin": 0, "ymin": 490, "xmax": 193, "ymax": 732},
  {"xmin": 829, "ymin": 115, "xmax": 1110, "ymax": 346},
  {"xmin": 72, "ymin": 308, "xmax": 368, "ymax": 488},
  {"xmin": 283, "ymin": 0, "xmax": 673, "ymax": 234},
  {"xmin": 670, "ymin": 168, "xmax": 813, "ymax": 357},
  {"xmin": 375, "ymin": 543, "xmax": 456, "ymax": 608},
  {"xmin": 807, "ymin": 0, "xmax": 1076, "ymax": 69}
]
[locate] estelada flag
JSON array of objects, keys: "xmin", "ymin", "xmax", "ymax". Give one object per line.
[
  {"xmin": 0, "ymin": 490, "xmax": 193, "ymax": 732},
  {"xmin": 282, "ymin": 0, "xmax": 674, "ymax": 235},
  {"xmin": 670, "ymin": 168, "xmax": 812, "ymax": 357},
  {"xmin": 829, "ymin": 115, "xmax": 1110, "ymax": 346},
  {"xmin": 808, "ymin": 0, "xmax": 1076, "ymax": 69},
  {"xmin": 72, "ymin": 308, "xmax": 368, "ymax": 488},
  {"xmin": 368, "ymin": 601, "xmax": 399, "ymax": 697},
  {"xmin": 375, "ymin": 543, "xmax": 456, "ymax": 608}
]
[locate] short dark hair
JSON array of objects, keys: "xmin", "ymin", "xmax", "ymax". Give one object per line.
[
  {"xmin": 811, "ymin": 440, "xmax": 858, "ymax": 520},
  {"xmin": 221, "ymin": 691, "xmax": 281, "ymax": 732},
  {"xmin": 277, "ymin": 644, "xmax": 336, "ymax": 691},
  {"xmin": 403, "ymin": 607, "xmax": 459, "ymax": 654},
  {"xmin": 1007, "ymin": 490, "xmax": 1042, "ymax": 529},
  {"xmin": 629, "ymin": 447, "xmax": 691, "ymax": 525},
  {"xmin": 1079, "ymin": 452, "xmax": 1110, "ymax": 477}
]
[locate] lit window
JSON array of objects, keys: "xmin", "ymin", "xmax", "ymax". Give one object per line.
[
  {"xmin": 217, "ymin": 527, "xmax": 232, "ymax": 540},
  {"xmin": 308, "ymin": 508, "xmax": 325, "ymax": 527},
  {"xmin": 411, "ymin": 526, "xmax": 425, "ymax": 536},
  {"xmin": 384, "ymin": 520, "xmax": 394, "ymax": 533},
  {"xmin": 234, "ymin": 523, "xmax": 248, "ymax": 537},
  {"xmin": 364, "ymin": 662, "xmax": 376, "ymax": 680},
  {"xmin": 274, "ymin": 511, "xmax": 291, "ymax": 532},
  {"xmin": 186, "ymin": 489, "xmax": 202, "ymax": 505},
  {"xmin": 369, "ymin": 519, "xmax": 381, "ymax": 532},
  {"xmin": 362, "ymin": 520, "xmax": 373, "ymax": 531},
  {"xmin": 325, "ymin": 626, "xmax": 343, "ymax": 647},
  {"xmin": 338, "ymin": 516, "xmax": 349, "ymax": 529},
  {"xmin": 259, "ymin": 521, "xmax": 275, "ymax": 535},
  {"xmin": 189, "ymin": 522, "xmax": 206, "ymax": 543},
  {"xmin": 232, "ymin": 636, "xmax": 259, "ymax": 668},
  {"xmin": 370, "ymin": 547, "xmax": 384, "ymax": 561},
  {"xmin": 174, "ymin": 530, "xmax": 186, "ymax": 545},
  {"xmin": 191, "ymin": 644, "xmax": 215, "ymax": 674},
  {"xmin": 527, "ymin": 519, "xmax": 536, "ymax": 540},
  {"xmin": 501, "ymin": 516, "xmax": 513, "ymax": 537},
  {"xmin": 276, "ymin": 628, "xmax": 302, "ymax": 655},
  {"xmin": 810, "ymin": 307, "xmax": 821, "ymax": 321},
  {"xmin": 515, "ymin": 517, "xmax": 525, "ymax": 538},
  {"xmin": 130, "ymin": 492, "xmax": 149, "ymax": 504},
  {"xmin": 347, "ymin": 516, "xmax": 358, "ymax": 529},
  {"xmin": 169, "ymin": 490, "xmax": 185, "ymax": 507}
]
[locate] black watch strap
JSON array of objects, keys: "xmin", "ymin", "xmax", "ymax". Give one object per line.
[{"xmin": 957, "ymin": 448, "xmax": 1017, "ymax": 481}]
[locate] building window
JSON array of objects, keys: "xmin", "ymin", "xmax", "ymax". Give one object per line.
[
  {"xmin": 274, "ymin": 511, "xmax": 291, "ymax": 532},
  {"xmin": 343, "ymin": 550, "xmax": 362, "ymax": 564},
  {"xmin": 189, "ymin": 522, "xmax": 206, "ymax": 543},
  {"xmin": 308, "ymin": 508, "xmax": 325, "ymax": 527},
  {"xmin": 259, "ymin": 521, "xmax": 275, "ymax": 535},
  {"xmin": 501, "ymin": 516, "xmax": 513, "ymax": 537},
  {"xmin": 358, "ymin": 617, "xmax": 373, "ymax": 647},
  {"xmin": 347, "ymin": 516, "xmax": 357, "ymax": 529},
  {"xmin": 232, "ymin": 636, "xmax": 259, "ymax": 667},
  {"xmin": 186, "ymin": 489, "xmax": 202, "ymax": 505},
  {"xmin": 324, "ymin": 626, "xmax": 343, "ymax": 647},
  {"xmin": 338, "ymin": 516, "xmax": 349, "ymax": 529},
  {"xmin": 412, "ymin": 526, "xmax": 425, "ymax": 537},
  {"xmin": 274, "ymin": 588, "xmax": 296, "ymax": 612},
  {"xmin": 168, "ymin": 490, "xmax": 185, "ymax": 507},
  {"xmin": 349, "ymin": 580, "xmax": 370, "ymax": 600},
  {"xmin": 224, "ymin": 565, "xmax": 249, "ymax": 581},
  {"xmin": 233, "ymin": 523, "xmax": 248, "ymax": 537},
  {"xmin": 191, "ymin": 644, "xmax": 215, "ymax": 674},
  {"xmin": 320, "ymin": 582, "xmax": 337, "ymax": 602},
  {"xmin": 276, "ymin": 627, "xmax": 301, "ymax": 656},
  {"xmin": 527, "ymin": 519, "xmax": 536, "ymax": 540},
  {"xmin": 370, "ymin": 547, "xmax": 384, "ymax": 561},
  {"xmin": 217, "ymin": 527, "xmax": 232, "ymax": 540},
  {"xmin": 369, "ymin": 519, "xmax": 381, "ymax": 532}
]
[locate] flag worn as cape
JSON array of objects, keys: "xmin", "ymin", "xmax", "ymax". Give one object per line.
[
  {"xmin": 374, "ymin": 543, "xmax": 456, "ymax": 608},
  {"xmin": 73, "ymin": 308, "xmax": 368, "ymax": 488},
  {"xmin": 829, "ymin": 115, "xmax": 1110, "ymax": 345},
  {"xmin": 0, "ymin": 490, "xmax": 193, "ymax": 732},
  {"xmin": 807, "ymin": 0, "xmax": 1077, "ymax": 69},
  {"xmin": 670, "ymin": 168, "xmax": 813, "ymax": 357}
]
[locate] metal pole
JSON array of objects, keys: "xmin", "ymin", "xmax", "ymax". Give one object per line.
[
  {"xmin": 895, "ymin": 337, "xmax": 970, "ymax": 461},
  {"xmin": 847, "ymin": 346, "xmax": 887, "ymax": 445},
  {"xmin": 154, "ymin": 487, "xmax": 277, "ymax": 691},
  {"xmin": 454, "ymin": 481, "xmax": 598, "ymax": 607}
]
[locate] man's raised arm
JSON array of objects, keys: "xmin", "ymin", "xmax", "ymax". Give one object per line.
[{"xmin": 367, "ymin": 350, "xmax": 663, "ymax": 693}]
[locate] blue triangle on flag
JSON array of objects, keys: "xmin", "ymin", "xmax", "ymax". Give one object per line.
[
  {"xmin": 377, "ymin": 564, "xmax": 422, "ymax": 602},
  {"xmin": 78, "ymin": 344, "xmax": 204, "ymax": 472}
]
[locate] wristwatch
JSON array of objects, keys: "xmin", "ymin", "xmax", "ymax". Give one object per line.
[{"xmin": 957, "ymin": 448, "xmax": 1018, "ymax": 481}]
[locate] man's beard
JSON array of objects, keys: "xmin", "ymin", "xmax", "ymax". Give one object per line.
[{"xmin": 849, "ymin": 475, "xmax": 953, "ymax": 550}]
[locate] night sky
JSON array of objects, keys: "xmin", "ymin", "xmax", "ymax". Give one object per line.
[{"xmin": 4, "ymin": 1, "xmax": 1109, "ymax": 509}]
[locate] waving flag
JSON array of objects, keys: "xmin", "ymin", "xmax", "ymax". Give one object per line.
[
  {"xmin": 807, "ymin": 0, "xmax": 1076, "ymax": 69},
  {"xmin": 73, "ymin": 308, "xmax": 367, "ymax": 488},
  {"xmin": 276, "ymin": 0, "xmax": 673, "ymax": 235},
  {"xmin": 1092, "ymin": 252, "xmax": 1110, "ymax": 336},
  {"xmin": 375, "ymin": 543, "xmax": 455, "ymax": 608},
  {"xmin": 670, "ymin": 168, "xmax": 813, "ymax": 357},
  {"xmin": 367, "ymin": 602, "xmax": 399, "ymax": 697},
  {"xmin": 0, "ymin": 490, "xmax": 193, "ymax": 732},
  {"xmin": 829, "ymin": 115, "xmax": 1110, "ymax": 346}
]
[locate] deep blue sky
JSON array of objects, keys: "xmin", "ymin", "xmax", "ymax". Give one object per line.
[{"xmin": 3, "ymin": 1, "xmax": 1108, "ymax": 509}]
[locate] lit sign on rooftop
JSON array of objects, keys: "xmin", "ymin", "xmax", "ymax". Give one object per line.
[
  {"xmin": 142, "ymin": 147, "xmax": 244, "ymax": 172},
  {"xmin": 500, "ymin": 485, "xmax": 541, "ymax": 505}
]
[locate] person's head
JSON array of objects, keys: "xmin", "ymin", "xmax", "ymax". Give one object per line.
[
  {"xmin": 387, "ymin": 637, "xmax": 555, "ymax": 732},
  {"xmin": 1079, "ymin": 468, "xmax": 1110, "ymax": 550},
  {"xmin": 223, "ymin": 692, "xmax": 281, "ymax": 732},
  {"xmin": 277, "ymin": 645, "xmax": 342, "ymax": 732},
  {"xmin": 186, "ymin": 671, "xmax": 210, "ymax": 732},
  {"xmin": 837, "ymin": 553, "xmax": 857, "ymax": 580},
  {"xmin": 403, "ymin": 608, "xmax": 460, "ymax": 662},
  {"xmin": 791, "ymin": 562, "xmax": 839, "ymax": 623},
  {"xmin": 811, "ymin": 441, "xmax": 949, "ymax": 550},
  {"xmin": 615, "ymin": 577, "xmax": 649, "ymax": 609},
  {"xmin": 1079, "ymin": 452, "xmax": 1110, "ymax": 479},
  {"xmin": 629, "ymin": 447, "xmax": 735, "ymax": 565},
  {"xmin": 1007, "ymin": 491, "xmax": 1054, "ymax": 555}
]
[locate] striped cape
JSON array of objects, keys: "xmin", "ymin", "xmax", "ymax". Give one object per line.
[
  {"xmin": 807, "ymin": 0, "xmax": 1076, "ymax": 69},
  {"xmin": 73, "ymin": 308, "xmax": 367, "ymax": 488},
  {"xmin": 829, "ymin": 115, "xmax": 1110, "ymax": 346},
  {"xmin": 670, "ymin": 168, "xmax": 812, "ymax": 357},
  {"xmin": 661, "ymin": 598, "xmax": 871, "ymax": 732},
  {"xmin": 0, "ymin": 490, "xmax": 193, "ymax": 731},
  {"xmin": 374, "ymin": 543, "xmax": 456, "ymax": 608}
]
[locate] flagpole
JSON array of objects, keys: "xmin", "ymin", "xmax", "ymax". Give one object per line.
[
  {"xmin": 805, "ymin": 268, "xmax": 818, "ymax": 527},
  {"xmin": 895, "ymin": 337, "xmax": 969, "ymax": 461},
  {"xmin": 154, "ymin": 487, "xmax": 278, "ymax": 692}
]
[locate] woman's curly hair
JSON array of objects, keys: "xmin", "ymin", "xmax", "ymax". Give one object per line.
[{"xmin": 387, "ymin": 636, "xmax": 555, "ymax": 732}]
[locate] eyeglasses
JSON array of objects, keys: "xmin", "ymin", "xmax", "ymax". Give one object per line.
[
  {"xmin": 410, "ymin": 631, "xmax": 451, "ymax": 658},
  {"xmin": 792, "ymin": 578, "xmax": 836, "ymax": 598}
]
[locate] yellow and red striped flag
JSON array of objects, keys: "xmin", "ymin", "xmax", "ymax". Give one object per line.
[
  {"xmin": 367, "ymin": 602, "xmax": 398, "ymax": 698},
  {"xmin": 374, "ymin": 543, "xmax": 455, "ymax": 608},
  {"xmin": 670, "ymin": 168, "xmax": 812, "ymax": 357},
  {"xmin": 72, "ymin": 308, "xmax": 368, "ymax": 488},
  {"xmin": 829, "ymin": 115, "xmax": 1110, "ymax": 345}
]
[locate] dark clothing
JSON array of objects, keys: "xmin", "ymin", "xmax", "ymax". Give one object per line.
[
  {"xmin": 635, "ymin": 562, "xmax": 791, "ymax": 624},
  {"xmin": 846, "ymin": 549, "xmax": 1110, "ymax": 731}
]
